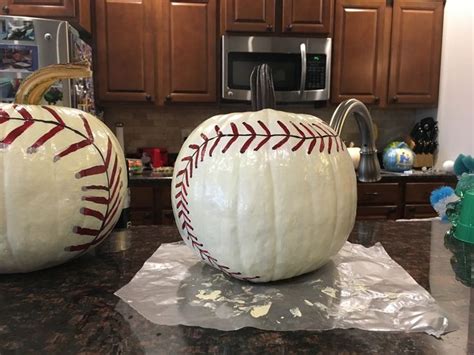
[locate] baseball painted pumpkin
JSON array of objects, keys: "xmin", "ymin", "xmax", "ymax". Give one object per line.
[
  {"xmin": 0, "ymin": 63, "xmax": 127, "ymax": 273},
  {"xmin": 172, "ymin": 109, "xmax": 357, "ymax": 282}
]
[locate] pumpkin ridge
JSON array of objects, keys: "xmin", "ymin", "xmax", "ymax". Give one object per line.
[
  {"xmin": 174, "ymin": 119, "xmax": 342, "ymax": 281},
  {"xmin": 0, "ymin": 105, "xmax": 124, "ymax": 255}
]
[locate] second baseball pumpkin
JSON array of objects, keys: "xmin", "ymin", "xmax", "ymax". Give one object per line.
[{"xmin": 172, "ymin": 109, "xmax": 357, "ymax": 282}]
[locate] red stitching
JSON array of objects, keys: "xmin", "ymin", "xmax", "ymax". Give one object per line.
[{"xmin": 174, "ymin": 119, "xmax": 341, "ymax": 281}]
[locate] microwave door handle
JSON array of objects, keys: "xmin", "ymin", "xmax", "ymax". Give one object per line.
[{"xmin": 299, "ymin": 43, "xmax": 307, "ymax": 96}]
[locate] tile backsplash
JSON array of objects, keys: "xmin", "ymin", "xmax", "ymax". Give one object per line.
[{"xmin": 104, "ymin": 104, "xmax": 421, "ymax": 157}]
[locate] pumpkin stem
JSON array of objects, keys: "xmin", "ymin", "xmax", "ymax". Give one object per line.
[
  {"xmin": 250, "ymin": 64, "xmax": 276, "ymax": 111},
  {"xmin": 14, "ymin": 61, "xmax": 92, "ymax": 105}
]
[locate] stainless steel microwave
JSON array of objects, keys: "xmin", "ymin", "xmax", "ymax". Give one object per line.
[{"xmin": 222, "ymin": 35, "xmax": 331, "ymax": 103}]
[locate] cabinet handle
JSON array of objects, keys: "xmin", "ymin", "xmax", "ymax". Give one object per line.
[
  {"xmin": 266, "ymin": 24, "xmax": 273, "ymax": 32},
  {"xmin": 165, "ymin": 95, "xmax": 172, "ymax": 103},
  {"xmin": 286, "ymin": 24, "xmax": 293, "ymax": 31},
  {"xmin": 2, "ymin": 5, "xmax": 9, "ymax": 14},
  {"xmin": 374, "ymin": 96, "xmax": 380, "ymax": 103},
  {"xmin": 364, "ymin": 192, "xmax": 379, "ymax": 196},
  {"xmin": 392, "ymin": 95, "xmax": 398, "ymax": 102},
  {"xmin": 145, "ymin": 94, "xmax": 152, "ymax": 102}
]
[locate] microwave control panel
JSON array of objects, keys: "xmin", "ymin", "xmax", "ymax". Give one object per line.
[{"xmin": 306, "ymin": 54, "xmax": 326, "ymax": 90}]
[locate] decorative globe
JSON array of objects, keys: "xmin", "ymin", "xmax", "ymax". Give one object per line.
[
  {"xmin": 0, "ymin": 63, "xmax": 127, "ymax": 273},
  {"xmin": 383, "ymin": 142, "xmax": 415, "ymax": 172},
  {"xmin": 172, "ymin": 109, "xmax": 357, "ymax": 282}
]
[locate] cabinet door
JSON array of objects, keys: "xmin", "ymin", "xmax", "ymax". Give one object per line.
[
  {"xmin": 357, "ymin": 183, "xmax": 400, "ymax": 205},
  {"xmin": 95, "ymin": 0, "xmax": 155, "ymax": 102},
  {"xmin": 282, "ymin": 0, "xmax": 332, "ymax": 34},
  {"xmin": 332, "ymin": 0, "xmax": 391, "ymax": 105},
  {"xmin": 357, "ymin": 206, "xmax": 399, "ymax": 220},
  {"xmin": 388, "ymin": 0, "xmax": 444, "ymax": 105},
  {"xmin": 224, "ymin": 0, "xmax": 275, "ymax": 32},
  {"xmin": 4, "ymin": 0, "xmax": 75, "ymax": 17},
  {"xmin": 404, "ymin": 204, "xmax": 437, "ymax": 219},
  {"xmin": 159, "ymin": 0, "xmax": 216, "ymax": 103}
]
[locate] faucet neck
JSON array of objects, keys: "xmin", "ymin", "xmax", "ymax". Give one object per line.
[{"xmin": 330, "ymin": 99, "xmax": 381, "ymax": 182}]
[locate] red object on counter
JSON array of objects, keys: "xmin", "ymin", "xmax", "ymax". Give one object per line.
[{"xmin": 139, "ymin": 148, "xmax": 168, "ymax": 167}]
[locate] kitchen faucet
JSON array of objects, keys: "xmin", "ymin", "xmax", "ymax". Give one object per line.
[{"xmin": 330, "ymin": 99, "xmax": 381, "ymax": 182}]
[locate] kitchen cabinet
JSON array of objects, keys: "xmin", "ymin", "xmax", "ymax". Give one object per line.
[
  {"xmin": 95, "ymin": 0, "xmax": 155, "ymax": 102},
  {"xmin": 331, "ymin": 0, "xmax": 444, "ymax": 107},
  {"xmin": 129, "ymin": 180, "xmax": 175, "ymax": 226},
  {"xmin": 158, "ymin": 0, "xmax": 217, "ymax": 103},
  {"xmin": 357, "ymin": 177, "xmax": 457, "ymax": 220},
  {"xmin": 282, "ymin": 0, "xmax": 333, "ymax": 34},
  {"xmin": 1, "ymin": 0, "xmax": 91, "ymax": 33},
  {"xmin": 222, "ymin": 0, "xmax": 332, "ymax": 34},
  {"xmin": 388, "ymin": 0, "xmax": 444, "ymax": 105},
  {"xmin": 357, "ymin": 183, "xmax": 402, "ymax": 219},
  {"xmin": 223, "ymin": 0, "xmax": 275, "ymax": 32}
]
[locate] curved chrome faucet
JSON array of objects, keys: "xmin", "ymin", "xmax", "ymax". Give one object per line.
[{"xmin": 329, "ymin": 99, "xmax": 381, "ymax": 182}]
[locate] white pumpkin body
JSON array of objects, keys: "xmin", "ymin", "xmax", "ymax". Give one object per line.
[
  {"xmin": 0, "ymin": 104, "xmax": 127, "ymax": 273},
  {"xmin": 172, "ymin": 109, "xmax": 357, "ymax": 282}
]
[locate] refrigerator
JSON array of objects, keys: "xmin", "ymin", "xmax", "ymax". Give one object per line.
[{"xmin": 0, "ymin": 15, "xmax": 95, "ymax": 113}]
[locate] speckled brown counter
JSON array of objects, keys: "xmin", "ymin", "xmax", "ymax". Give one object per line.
[{"xmin": 0, "ymin": 221, "xmax": 472, "ymax": 354}]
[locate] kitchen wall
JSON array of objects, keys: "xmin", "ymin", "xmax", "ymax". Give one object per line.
[
  {"xmin": 434, "ymin": 0, "xmax": 474, "ymax": 166},
  {"xmin": 104, "ymin": 105, "xmax": 419, "ymax": 158}
]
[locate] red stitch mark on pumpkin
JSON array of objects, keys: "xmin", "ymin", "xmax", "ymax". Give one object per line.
[
  {"xmin": 222, "ymin": 123, "xmax": 239, "ymax": 153},
  {"xmin": 241, "ymin": 122, "xmax": 256, "ymax": 153},
  {"xmin": 272, "ymin": 121, "xmax": 291, "ymax": 149},
  {"xmin": 254, "ymin": 121, "xmax": 271, "ymax": 151},
  {"xmin": 80, "ymin": 207, "xmax": 105, "ymax": 221},
  {"xmin": 0, "ymin": 107, "xmax": 10, "ymax": 122},
  {"xmin": 82, "ymin": 185, "xmax": 109, "ymax": 191}
]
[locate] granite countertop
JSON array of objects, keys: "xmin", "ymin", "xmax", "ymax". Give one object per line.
[{"xmin": 0, "ymin": 221, "xmax": 472, "ymax": 354}]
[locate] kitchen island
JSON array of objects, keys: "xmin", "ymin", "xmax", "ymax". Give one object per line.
[{"xmin": 0, "ymin": 221, "xmax": 472, "ymax": 354}]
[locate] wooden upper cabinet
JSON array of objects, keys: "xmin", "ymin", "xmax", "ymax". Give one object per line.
[
  {"xmin": 159, "ymin": 0, "xmax": 217, "ymax": 103},
  {"xmin": 332, "ymin": 0, "xmax": 391, "ymax": 105},
  {"xmin": 4, "ymin": 0, "xmax": 75, "ymax": 17},
  {"xmin": 95, "ymin": 0, "xmax": 155, "ymax": 102},
  {"xmin": 282, "ymin": 0, "xmax": 333, "ymax": 34},
  {"xmin": 332, "ymin": 0, "xmax": 444, "ymax": 107},
  {"xmin": 2, "ymin": 0, "xmax": 91, "ymax": 33},
  {"xmin": 223, "ymin": 0, "xmax": 275, "ymax": 32},
  {"xmin": 388, "ymin": 0, "xmax": 444, "ymax": 105}
]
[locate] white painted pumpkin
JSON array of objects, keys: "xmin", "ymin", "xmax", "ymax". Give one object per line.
[
  {"xmin": 0, "ymin": 63, "xmax": 127, "ymax": 273},
  {"xmin": 172, "ymin": 109, "xmax": 357, "ymax": 282}
]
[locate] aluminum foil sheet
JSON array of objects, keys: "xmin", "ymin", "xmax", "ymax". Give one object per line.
[{"xmin": 115, "ymin": 242, "xmax": 452, "ymax": 337}]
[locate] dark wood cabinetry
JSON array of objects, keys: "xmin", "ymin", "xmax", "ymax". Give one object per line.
[
  {"xmin": 222, "ymin": 0, "xmax": 331, "ymax": 34},
  {"xmin": 1, "ymin": 0, "xmax": 91, "ymax": 33},
  {"xmin": 282, "ymin": 0, "xmax": 332, "ymax": 34},
  {"xmin": 388, "ymin": 0, "xmax": 444, "ymax": 105},
  {"xmin": 223, "ymin": 0, "xmax": 275, "ymax": 32},
  {"xmin": 158, "ymin": 0, "xmax": 217, "ymax": 103},
  {"xmin": 95, "ymin": 0, "xmax": 155, "ymax": 102},
  {"xmin": 3, "ymin": 0, "xmax": 75, "ymax": 16},
  {"xmin": 130, "ymin": 180, "xmax": 174, "ymax": 226},
  {"xmin": 357, "ymin": 178, "xmax": 456, "ymax": 220},
  {"xmin": 94, "ymin": 0, "xmax": 217, "ymax": 104},
  {"xmin": 332, "ymin": 0, "xmax": 444, "ymax": 107},
  {"xmin": 332, "ymin": 0, "xmax": 390, "ymax": 105}
]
